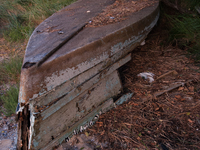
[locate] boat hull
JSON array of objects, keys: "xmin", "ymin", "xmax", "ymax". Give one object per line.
[{"xmin": 17, "ymin": 0, "xmax": 160, "ymax": 149}]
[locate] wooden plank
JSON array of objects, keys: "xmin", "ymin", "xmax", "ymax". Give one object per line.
[
  {"xmin": 101, "ymin": 98, "xmax": 114, "ymax": 113},
  {"xmin": 30, "ymin": 54, "xmax": 131, "ymax": 109},
  {"xmin": 29, "ymin": 71, "xmax": 122, "ymax": 149},
  {"xmin": 42, "ymin": 98, "xmax": 114, "ymax": 150}
]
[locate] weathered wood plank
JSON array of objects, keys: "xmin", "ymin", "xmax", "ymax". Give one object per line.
[
  {"xmin": 29, "ymin": 71, "xmax": 122, "ymax": 149},
  {"xmin": 41, "ymin": 92, "xmax": 134, "ymax": 150},
  {"xmin": 19, "ymin": 2, "xmax": 160, "ymax": 103},
  {"xmin": 42, "ymin": 98, "xmax": 114, "ymax": 150},
  {"xmin": 101, "ymin": 98, "xmax": 114, "ymax": 113},
  {"xmin": 30, "ymin": 54, "xmax": 131, "ymax": 109},
  {"xmin": 24, "ymin": 0, "xmax": 115, "ymax": 64}
]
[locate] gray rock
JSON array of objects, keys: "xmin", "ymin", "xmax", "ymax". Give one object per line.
[{"xmin": 0, "ymin": 139, "xmax": 12, "ymax": 150}]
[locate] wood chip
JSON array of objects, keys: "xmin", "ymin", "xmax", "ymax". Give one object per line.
[
  {"xmin": 175, "ymin": 95, "xmax": 181, "ymax": 99},
  {"xmin": 178, "ymin": 87, "xmax": 184, "ymax": 91},
  {"xmin": 187, "ymin": 92, "xmax": 194, "ymax": 95},
  {"xmin": 188, "ymin": 119, "xmax": 193, "ymax": 124},
  {"xmin": 188, "ymin": 86, "xmax": 194, "ymax": 92}
]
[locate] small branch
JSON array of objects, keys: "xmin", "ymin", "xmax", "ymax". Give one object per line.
[
  {"xmin": 156, "ymin": 70, "xmax": 178, "ymax": 81},
  {"xmin": 154, "ymin": 80, "xmax": 193, "ymax": 97}
]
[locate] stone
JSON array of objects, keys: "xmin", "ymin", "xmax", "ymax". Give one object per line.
[{"xmin": 0, "ymin": 139, "xmax": 12, "ymax": 150}]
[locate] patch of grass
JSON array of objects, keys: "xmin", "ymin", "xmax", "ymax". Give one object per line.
[
  {"xmin": 0, "ymin": 85, "xmax": 19, "ymax": 116},
  {"xmin": 164, "ymin": 0, "xmax": 200, "ymax": 62},
  {"xmin": 168, "ymin": 14, "xmax": 200, "ymax": 61},
  {"xmin": 169, "ymin": 15, "xmax": 200, "ymax": 40},
  {"xmin": 4, "ymin": 21, "xmax": 34, "ymax": 42},
  {"xmin": 0, "ymin": 55, "xmax": 23, "ymax": 83},
  {"xmin": 0, "ymin": 0, "xmax": 76, "ymax": 41}
]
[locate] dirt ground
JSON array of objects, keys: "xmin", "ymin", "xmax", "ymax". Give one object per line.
[{"xmin": 59, "ymin": 17, "xmax": 200, "ymax": 150}]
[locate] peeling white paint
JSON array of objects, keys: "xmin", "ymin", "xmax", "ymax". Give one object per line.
[
  {"xmin": 111, "ymin": 12, "xmax": 159, "ymax": 56},
  {"xmin": 16, "ymin": 105, "xmax": 24, "ymax": 114},
  {"xmin": 29, "ymin": 104, "xmax": 36, "ymax": 149},
  {"xmin": 22, "ymin": 13, "xmax": 160, "ymax": 102},
  {"xmin": 111, "ymin": 35, "xmax": 140, "ymax": 55},
  {"xmin": 44, "ymin": 52, "xmax": 109, "ymax": 92},
  {"xmin": 19, "ymin": 83, "xmax": 26, "ymax": 103}
]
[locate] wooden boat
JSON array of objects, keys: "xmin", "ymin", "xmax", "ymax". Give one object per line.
[{"xmin": 17, "ymin": 0, "xmax": 159, "ymax": 149}]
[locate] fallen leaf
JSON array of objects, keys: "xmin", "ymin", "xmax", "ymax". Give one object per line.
[
  {"xmin": 85, "ymin": 132, "xmax": 89, "ymax": 137},
  {"xmin": 96, "ymin": 122, "xmax": 103, "ymax": 127},
  {"xmin": 150, "ymin": 142, "xmax": 155, "ymax": 146},
  {"xmin": 188, "ymin": 92, "xmax": 194, "ymax": 95},
  {"xmin": 180, "ymin": 98, "xmax": 185, "ymax": 101},
  {"xmin": 188, "ymin": 119, "xmax": 193, "ymax": 124},
  {"xmin": 129, "ymin": 102, "xmax": 139, "ymax": 106},
  {"xmin": 147, "ymin": 130, "xmax": 151, "ymax": 134},
  {"xmin": 178, "ymin": 87, "xmax": 184, "ymax": 91},
  {"xmin": 186, "ymin": 112, "xmax": 190, "ymax": 116},
  {"xmin": 152, "ymin": 103, "xmax": 157, "ymax": 108},
  {"xmin": 184, "ymin": 67, "xmax": 189, "ymax": 70},
  {"xmin": 99, "ymin": 116, "xmax": 104, "ymax": 119},
  {"xmin": 88, "ymin": 129, "xmax": 96, "ymax": 132},
  {"xmin": 123, "ymin": 122, "xmax": 132, "ymax": 126},
  {"xmin": 137, "ymin": 137, "xmax": 141, "ymax": 141},
  {"xmin": 175, "ymin": 95, "xmax": 181, "ymax": 99},
  {"xmin": 188, "ymin": 86, "xmax": 194, "ymax": 92},
  {"xmin": 100, "ymin": 130, "xmax": 105, "ymax": 135},
  {"xmin": 172, "ymin": 70, "xmax": 178, "ymax": 75}
]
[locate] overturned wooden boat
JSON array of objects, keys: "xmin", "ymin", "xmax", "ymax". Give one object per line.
[{"xmin": 17, "ymin": 0, "xmax": 159, "ymax": 149}]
